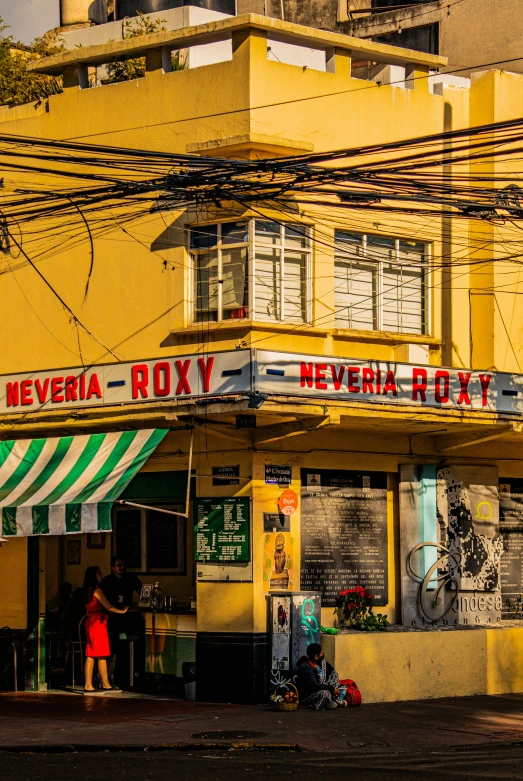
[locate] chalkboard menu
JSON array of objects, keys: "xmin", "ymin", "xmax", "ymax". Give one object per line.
[
  {"xmin": 195, "ymin": 497, "xmax": 250, "ymax": 562},
  {"xmin": 300, "ymin": 469, "xmax": 388, "ymax": 607},
  {"xmin": 114, "ymin": 508, "xmax": 141, "ymax": 569},
  {"xmin": 499, "ymin": 478, "xmax": 523, "ymax": 606},
  {"xmin": 147, "ymin": 510, "xmax": 179, "ymax": 570}
]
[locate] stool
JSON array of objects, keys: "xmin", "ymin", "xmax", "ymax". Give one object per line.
[{"xmin": 117, "ymin": 632, "xmax": 141, "ymax": 689}]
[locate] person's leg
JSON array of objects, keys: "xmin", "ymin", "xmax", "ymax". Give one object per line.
[
  {"xmin": 97, "ymin": 659, "xmax": 112, "ymax": 689},
  {"xmin": 84, "ymin": 657, "xmax": 95, "ymax": 690}
]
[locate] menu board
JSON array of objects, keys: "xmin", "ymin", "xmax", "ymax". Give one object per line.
[
  {"xmin": 194, "ymin": 497, "xmax": 250, "ymax": 562},
  {"xmin": 499, "ymin": 479, "xmax": 523, "ymax": 605},
  {"xmin": 300, "ymin": 469, "xmax": 388, "ymax": 607}
]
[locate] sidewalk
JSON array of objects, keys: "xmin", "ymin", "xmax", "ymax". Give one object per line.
[{"xmin": 1, "ymin": 691, "xmax": 523, "ymax": 753}]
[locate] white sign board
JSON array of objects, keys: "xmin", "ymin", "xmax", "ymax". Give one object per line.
[
  {"xmin": 255, "ymin": 350, "xmax": 523, "ymax": 414},
  {"xmin": 0, "ymin": 350, "xmax": 251, "ymax": 414},
  {"xmin": 2, "ymin": 348, "xmax": 523, "ymax": 415}
]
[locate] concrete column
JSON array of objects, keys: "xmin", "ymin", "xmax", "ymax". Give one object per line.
[
  {"xmin": 60, "ymin": 0, "xmax": 108, "ymax": 26},
  {"xmin": 63, "ymin": 64, "xmax": 89, "ymax": 89},
  {"xmin": 145, "ymin": 47, "xmax": 173, "ymax": 74}
]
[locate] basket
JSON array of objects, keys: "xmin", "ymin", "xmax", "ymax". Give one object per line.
[{"xmin": 271, "ymin": 682, "xmax": 299, "ymax": 712}]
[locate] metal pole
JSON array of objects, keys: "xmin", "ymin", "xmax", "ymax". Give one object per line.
[
  {"xmin": 185, "ymin": 429, "xmax": 194, "ymax": 519},
  {"xmin": 114, "ymin": 500, "xmax": 188, "ymax": 518}
]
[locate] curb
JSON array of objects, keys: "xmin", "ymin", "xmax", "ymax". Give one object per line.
[{"xmin": 0, "ymin": 743, "xmax": 301, "ymax": 754}]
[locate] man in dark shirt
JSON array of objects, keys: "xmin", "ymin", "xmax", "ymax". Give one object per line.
[
  {"xmin": 102, "ymin": 556, "xmax": 142, "ymax": 609},
  {"xmin": 102, "ymin": 556, "xmax": 143, "ymax": 688}
]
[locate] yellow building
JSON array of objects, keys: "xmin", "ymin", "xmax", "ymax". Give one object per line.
[{"xmin": 0, "ymin": 13, "xmax": 522, "ymax": 702}]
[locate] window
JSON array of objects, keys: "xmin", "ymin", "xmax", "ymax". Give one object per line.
[
  {"xmin": 190, "ymin": 220, "xmax": 311, "ymax": 324},
  {"xmin": 334, "ymin": 231, "xmax": 428, "ymax": 335},
  {"xmin": 113, "ymin": 505, "xmax": 186, "ymax": 574}
]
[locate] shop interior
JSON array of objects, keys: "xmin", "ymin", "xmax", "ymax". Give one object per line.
[{"xmin": 43, "ymin": 470, "xmax": 196, "ymax": 696}]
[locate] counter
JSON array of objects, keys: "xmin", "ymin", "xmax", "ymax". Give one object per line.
[{"xmin": 143, "ymin": 610, "xmax": 197, "ymax": 676}]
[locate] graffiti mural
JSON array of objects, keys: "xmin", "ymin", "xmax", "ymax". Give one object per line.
[
  {"xmin": 268, "ymin": 592, "xmax": 321, "ymax": 693},
  {"xmin": 403, "ymin": 465, "xmax": 503, "ymax": 626}
]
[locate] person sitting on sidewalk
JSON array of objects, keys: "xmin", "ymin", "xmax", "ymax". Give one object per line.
[{"xmin": 296, "ymin": 643, "xmax": 348, "ymax": 710}]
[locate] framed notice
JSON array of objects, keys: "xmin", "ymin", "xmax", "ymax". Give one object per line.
[
  {"xmin": 194, "ymin": 497, "xmax": 251, "ymax": 563},
  {"xmin": 300, "ymin": 469, "xmax": 388, "ymax": 607}
]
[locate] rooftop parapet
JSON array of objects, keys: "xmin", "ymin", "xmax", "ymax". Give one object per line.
[{"xmin": 28, "ymin": 13, "xmax": 446, "ymax": 79}]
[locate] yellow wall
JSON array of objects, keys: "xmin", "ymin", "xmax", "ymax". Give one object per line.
[
  {"xmin": 324, "ymin": 626, "xmax": 523, "ymax": 703},
  {"xmin": 0, "ymin": 538, "xmax": 27, "ymax": 630}
]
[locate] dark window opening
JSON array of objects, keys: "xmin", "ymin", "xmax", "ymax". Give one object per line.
[
  {"xmin": 372, "ymin": 1, "xmax": 435, "ymax": 7},
  {"xmin": 115, "ymin": 1, "xmax": 236, "ymax": 19},
  {"xmin": 374, "ymin": 23, "xmax": 439, "ymax": 56}
]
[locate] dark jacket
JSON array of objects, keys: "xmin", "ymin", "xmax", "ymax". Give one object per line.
[{"xmin": 296, "ymin": 657, "xmax": 336, "ymax": 700}]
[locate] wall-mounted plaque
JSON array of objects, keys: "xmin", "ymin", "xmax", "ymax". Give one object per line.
[
  {"xmin": 300, "ymin": 469, "xmax": 388, "ymax": 607},
  {"xmin": 194, "ymin": 497, "xmax": 250, "ymax": 563},
  {"xmin": 265, "ymin": 465, "xmax": 292, "ymax": 485},
  {"xmin": 212, "ymin": 465, "xmax": 240, "ymax": 486}
]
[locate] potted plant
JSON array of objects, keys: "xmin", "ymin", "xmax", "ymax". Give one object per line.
[{"xmin": 335, "ymin": 585, "xmax": 389, "ymax": 631}]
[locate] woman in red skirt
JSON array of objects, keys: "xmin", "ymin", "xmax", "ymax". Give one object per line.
[{"xmin": 83, "ymin": 566, "xmax": 128, "ymax": 692}]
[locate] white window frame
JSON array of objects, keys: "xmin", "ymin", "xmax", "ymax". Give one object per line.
[
  {"xmin": 334, "ymin": 231, "xmax": 430, "ymax": 335},
  {"xmin": 189, "ymin": 219, "xmax": 312, "ymax": 325},
  {"xmin": 189, "ymin": 222, "xmax": 249, "ymax": 324}
]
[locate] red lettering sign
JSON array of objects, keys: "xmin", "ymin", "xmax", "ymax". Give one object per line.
[
  {"xmin": 175, "ymin": 360, "xmax": 191, "ymax": 395},
  {"xmin": 132, "ymin": 364, "xmax": 149, "ymax": 399},
  {"xmin": 86, "ymin": 374, "xmax": 102, "ymax": 400},
  {"xmin": 300, "ymin": 362, "xmax": 314, "ymax": 388},
  {"xmin": 434, "ymin": 370, "xmax": 450, "ymax": 404},
  {"xmin": 20, "ymin": 379, "xmax": 33, "ymax": 406},
  {"xmin": 457, "ymin": 372, "xmax": 471, "ymax": 405},
  {"xmin": 51, "ymin": 377, "xmax": 64, "ymax": 403},
  {"xmin": 362, "ymin": 368, "xmax": 374, "ymax": 393},
  {"xmin": 65, "ymin": 376, "xmax": 78, "ymax": 402},
  {"xmin": 315, "ymin": 364, "xmax": 328, "ymax": 390},
  {"xmin": 35, "ymin": 378, "xmax": 50, "ymax": 404},
  {"xmin": 479, "ymin": 374, "xmax": 492, "ymax": 407},
  {"xmin": 198, "ymin": 357, "xmax": 214, "ymax": 393},
  {"xmin": 412, "ymin": 368, "xmax": 427, "ymax": 402},
  {"xmin": 382, "ymin": 370, "xmax": 397, "ymax": 397},
  {"xmin": 6, "ymin": 382, "xmax": 19, "ymax": 407},
  {"xmin": 347, "ymin": 367, "xmax": 360, "ymax": 393},
  {"xmin": 154, "ymin": 362, "xmax": 171, "ymax": 397},
  {"xmin": 330, "ymin": 365, "xmax": 345, "ymax": 391}
]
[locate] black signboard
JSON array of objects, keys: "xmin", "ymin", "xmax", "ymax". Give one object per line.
[
  {"xmin": 263, "ymin": 513, "xmax": 290, "ymax": 532},
  {"xmin": 499, "ymin": 478, "xmax": 523, "ymax": 607},
  {"xmin": 194, "ymin": 497, "xmax": 250, "ymax": 562},
  {"xmin": 265, "ymin": 465, "xmax": 292, "ymax": 485},
  {"xmin": 300, "ymin": 469, "xmax": 388, "ymax": 607},
  {"xmin": 212, "ymin": 465, "xmax": 240, "ymax": 486}
]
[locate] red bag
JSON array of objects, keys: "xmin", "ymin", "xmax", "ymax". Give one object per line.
[{"xmin": 339, "ymin": 678, "xmax": 362, "ymax": 706}]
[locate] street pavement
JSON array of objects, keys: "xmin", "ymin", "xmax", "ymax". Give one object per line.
[
  {"xmin": 1, "ymin": 691, "xmax": 523, "ymax": 778},
  {"xmin": 1, "ymin": 745, "xmax": 523, "ymax": 781}
]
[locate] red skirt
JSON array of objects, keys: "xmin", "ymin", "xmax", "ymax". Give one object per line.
[{"xmin": 85, "ymin": 612, "xmax": 111, "ymax": 658}]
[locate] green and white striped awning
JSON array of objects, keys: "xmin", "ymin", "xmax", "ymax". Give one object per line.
[{"xmin": 0, "ymin": 429, "xmax": 168, "ymax": 537}]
